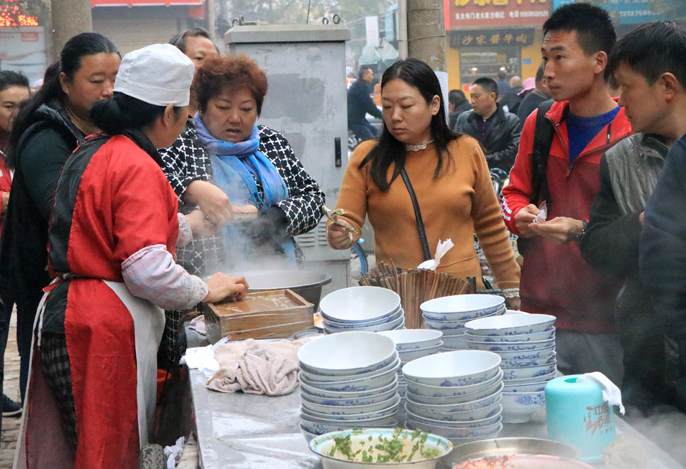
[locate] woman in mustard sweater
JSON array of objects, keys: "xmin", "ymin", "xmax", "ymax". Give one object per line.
[{"xmin": 327, "ymin": 58, "xmax": 520, "ymax": 306}]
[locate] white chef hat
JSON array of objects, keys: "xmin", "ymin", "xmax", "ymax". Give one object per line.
[{"xmin": 113, "ymin": 44, "xmax": 195, "ymax": 107}]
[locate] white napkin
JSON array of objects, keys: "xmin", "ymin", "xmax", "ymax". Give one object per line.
[
  {"xmin": 417, "ymin": 239, "xmax": 454, "ymax": 270},
  {"xmin": 577, "ymin": 371, "xmax": 626, "ymax": 415}
]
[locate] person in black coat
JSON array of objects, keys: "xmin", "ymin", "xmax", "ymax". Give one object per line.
[
  {"xmin": 517, "ymin": 64, "xmax": 552, "ymax": 121},
  {"xmin": 454, "ymin": 77, "xmax": 521, "ymax": 172},
  {"xmin": 347, "ymin": 66, "xmax": 382, "ymax": 143}
]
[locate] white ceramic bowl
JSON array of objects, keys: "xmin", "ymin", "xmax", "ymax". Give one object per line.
[
  {"xmin": 406, "ymin": 387, "xmax": 502, "ymax": 414},
  {"xmin": 300, "ymin": 355, "xmax": 400, "ymax": 383},
  {"xmin": 324, "ymin": 316, "xmax": 405, "ymax": 334},
  {"xmin": 501, "ymin": 363, "xmax": 557, "ymax": 381},
  {"xmin": 467, "ymin": 338, "xmax": 556, "ymax": 352},
  {"xmin": 500, "ymin": 354, "xmax": 556, "ymax": 369},
  {"xmin": 300, "ymin": 415, "xmax": 399, "ymax": 435},
  {"xmin": 466, "ymin": 328, "xmax": 556, "ymax": 343},
  {"xmin": 496, "ymin": 345, "xmax": 556, "ymax": 361},
  {"xmin": 465, "ymin": 314, "xmax": 556, "ymax": 336},
  {"xmin": 503, "ymin": 370, "xmax": 557, "ymax": 385},
  {"xmin": 503, "ymin": 309, "xmax": 528, "ymax": 315},
  {"xmin": 300, "ymin": 423, "xmax": 318, "ymax": 443},
  {"xmin": 320, "ymin": 286, "xmax": 401, "ymax": 323},
  {"xmin": 398, "ymin": 343, "xmax": 443, "ymax": 363},
  {"xmin": 406, "ymin": 369, "xmax": 503, "ymax": 399},
  {"xmin": 298, "ymin": 331, "xmax": 396, "ymax": 376},
  {"xmin": 501, "ymin": 390, "xmax": 546, "ymax": 423},
  {"xmin": 302, "ymin": 394, "xmax": 401, "ymax": 417},
  {"xmin": 378, "ymin": 329, "xmax": 443, "ymax": 351},
  {"xmin": 423, "ymin": 317, "xmax": 472, "ymax": 331},
  {"xmin": 441, "ymin": 334, "xmax": 468, "ymax": 350},
  {"xmin": 301, "ymin": 398, "xmax": 401, "ymax": 422},
  {"xmin": 503, "ymin": 381, "xmax": 547, "ymax": 393},
  {"xmin": 301, "ymin": 385, "xmax": 398, "ymax": 407},
  {"xmin": 402, "ymin": 350, "xmax": 501, "ymax": 387},
  {"xmin": 420, "ymin": 294, "xmax": 506, "ymax": 321},
  {"xmin": 309, "ymin": 428, "xmax": 453, "ymax": 468},
  {"xmin": 408, "ymin": 379, "xmax": 503, "ymax": 406},
  {"xmin": 323, "ymin": 308, "xmax": 404, "ymax": 328},
  {"xmin": 405, "ymin": 403, "xmax": 502, "ymax": 424},
  {"xmin": 406, "ymin": 417, "xmax": 503, "ymax": 440},
  {"xmin": 299, "ymin": 376, "xmax": 398, "ymax": 400},
  {"xmin": 299, "ymin": 367, "xmax": 398, "ymax": 393}
]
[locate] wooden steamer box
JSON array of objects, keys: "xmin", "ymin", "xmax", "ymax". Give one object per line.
[{"xmin": 205, "ymin": 289, "xmax": 314, "ymax": 343}]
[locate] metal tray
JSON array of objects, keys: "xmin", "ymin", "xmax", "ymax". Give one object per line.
[{"xmin": 446, "ymin": 437, "xmax": 579, "ymax": 466}]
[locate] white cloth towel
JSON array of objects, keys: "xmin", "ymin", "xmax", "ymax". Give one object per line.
[
  {"xmin": 206, "ymin": 338, "xmax": 313, "ymax": 396},
  {"xmin": 577, "ymin": 371, "xmax": 626, "ymax": 415}
]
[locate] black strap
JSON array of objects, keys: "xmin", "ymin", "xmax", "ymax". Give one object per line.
[
  {"xmin": 400, "ymin": 168, "xmax": 432, "ymax": 261},
  {"xmin": 529, "ymin": 100, "xmax": 556, "ymax": 208}
]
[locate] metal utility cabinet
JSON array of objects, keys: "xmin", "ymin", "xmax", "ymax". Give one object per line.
[{"xmin": 225, "ymin": 24, "xmax": 352, "ymax": 295}]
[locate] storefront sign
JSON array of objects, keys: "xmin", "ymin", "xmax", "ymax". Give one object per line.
[
  {"xmin": 552, "ymin": 0, "xmax": 671, "ymax": 25},
  {"xmin": 449, "ymin": 28, "xmax": 535, "ymax": 48},
  {"xmin": 449, "ymin": 0, "xmax": 549, "ymax": 28}
]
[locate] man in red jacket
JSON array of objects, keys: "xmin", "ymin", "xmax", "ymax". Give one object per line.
[{"xmin": 500, "ymin": 2, "xmax": 632, "ymax": 385}]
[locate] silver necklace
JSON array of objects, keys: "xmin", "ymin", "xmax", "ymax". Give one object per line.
[{"xmin": 405, "ymin": 139, "xmax": 434, "ymax": 152}]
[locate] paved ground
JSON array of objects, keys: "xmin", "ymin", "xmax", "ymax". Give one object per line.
[{"xmin": 1, "ymin": 314, "xmax": 21, "ymax": 468}]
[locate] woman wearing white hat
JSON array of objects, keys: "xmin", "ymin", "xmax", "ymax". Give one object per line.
[{"xmin": 18, "ymin": 44, "xmax": 248, "ymax": 469}]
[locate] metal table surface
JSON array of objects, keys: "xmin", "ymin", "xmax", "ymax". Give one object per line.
[{"xmin": 189, "ymin": 369, "xmax": 685, "ymax": 469}]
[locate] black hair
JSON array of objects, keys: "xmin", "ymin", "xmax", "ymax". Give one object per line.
[
  {"xmin": 497, "ymin": 71, "xmax": 507, "ymax": 80},
  {"xmin": 358, "ymin": 65, "xmax": 373, "ymax": 79},
  {"xmin": 448, "ymin": 89, "xmax": 467, "ymax": 106},
  {"xmin": 543, "ymin": 3, "xmax": 616, "ymax": 57},
  {"xmin": 607, "ymin": 21, "xmax": 686, "ymax": 90},
  {"xmin": 7, "ymin": 32, "xmax": 119, "ymax": 168},
  {"xmin": 0, "ymin": 70, "xmax": 29, "ymax": 94},
  {"xmin": 358, "ymin": 57, "xmax": 461, "ymax": 192},
  {"xmin": 535, "ymin": 63, "xmax": 545, "ymax": 84},
  {"xmin": 169, "ymin": 28, "xmax": 219, "ymax": 54},
  {"xmin": 472, "ymin": 77, "xmax": 498, "ymax": 100},
  {"xmin": 90, "ymin": 92, "xmax": 183, "ymax": 136}
]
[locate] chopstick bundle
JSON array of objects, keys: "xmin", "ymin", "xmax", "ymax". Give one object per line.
[{"xmin": 359, "ymin": 262, "xmax": 473, "ymax": 329}]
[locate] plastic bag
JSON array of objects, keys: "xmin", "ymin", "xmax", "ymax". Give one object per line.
[{"xmin": 417, "ymin": 239, "xmax": 454, "ymax": 271}]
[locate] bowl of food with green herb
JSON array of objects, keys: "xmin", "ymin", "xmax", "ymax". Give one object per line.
[{"xmin": 309, "ymin": 428, "xmax": 452, "ymax": 468}]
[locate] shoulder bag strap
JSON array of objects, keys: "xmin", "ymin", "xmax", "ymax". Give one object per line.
[
  {"xmin": 530, "ymin": 100, "xmax": 556, "ymax": 208},
  {"xmin": 400, "ymin": 167, "xmax": 432, "ymax": 261}
]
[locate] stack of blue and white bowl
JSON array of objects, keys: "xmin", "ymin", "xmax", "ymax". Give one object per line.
[
  {"xmin": 401, "ymin": 350, "xmax": 504, "ymax": 441},
  {"xmin": 297, "ymin": 331, "xmax": 402, "ymax": 435},
  {"xmin": 420, "ymin": 295, "xmax": 506, "ymax": 350},
  {"xmin": 319, "ymin": 286, "xmax": 404, "ymax": 334},
  {"xmin": 378, "ymin": 329, "xmax": 444, "ymax": 397},
  {"xmin": 465, "ymin": 313, "xmax": 557, "ymax": 423}
]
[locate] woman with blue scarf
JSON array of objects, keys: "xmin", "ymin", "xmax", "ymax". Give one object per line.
[{"xmin": 160, "ymin": 55, "xmax": 325, "ymax": 276}]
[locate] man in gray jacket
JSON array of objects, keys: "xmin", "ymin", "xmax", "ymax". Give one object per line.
[
  {"xmin": 580, "ymin": 21, "xmax": 686, "ymax": 416},
  {"xmin": 454, "ymin": 77, "xmax": 521, "ymax": 172}
]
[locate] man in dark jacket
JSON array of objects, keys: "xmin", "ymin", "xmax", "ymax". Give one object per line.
[
  {"xmin": 448, "ymin": 89, "xmax": 471, "ymax": 129},
  {"xmin": 499, "ymin": 76, "xmax": 524, "ymax": 115},
  {"xmin": 517, "ymin": 64, "xmax": 552, "ymax": 121},
  {"xmin": 638, "ymin": 22, "xmax": 686, "ymax": 414},
  {"xmin": 347, "ymin": 66, "xmax": 382, "ymax": 143},
  {"xmin": 454, "ymin": 77, "xmax": 521, "ymax": 172}
]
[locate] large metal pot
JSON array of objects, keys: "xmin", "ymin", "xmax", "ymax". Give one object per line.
[{"xmin": 242, "ymin": 270, "xmax": 331, "ymax": 311}]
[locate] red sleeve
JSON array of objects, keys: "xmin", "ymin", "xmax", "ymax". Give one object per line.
[{"xmin": 500, "ymin": 109, "xmax": 537, "ymax": 236}]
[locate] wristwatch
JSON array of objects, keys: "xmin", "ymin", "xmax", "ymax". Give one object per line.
[{"xmin": 575, "ymin": 220, "xmax": 588, "ymax": 243}]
